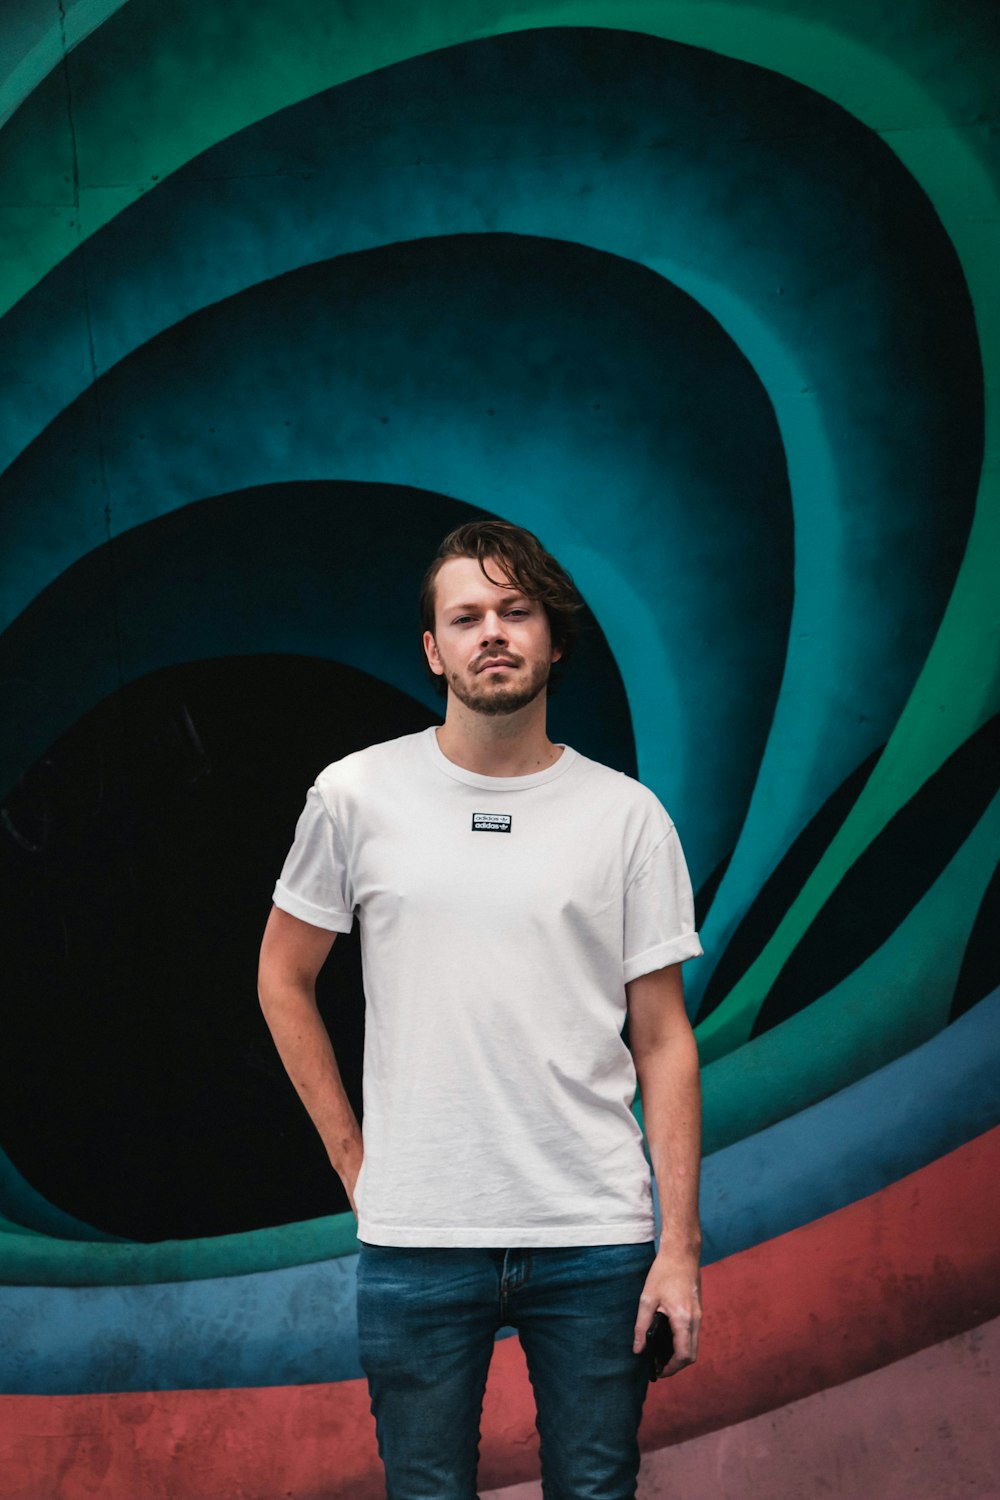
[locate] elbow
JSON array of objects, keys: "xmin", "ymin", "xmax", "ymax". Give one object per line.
[
  {"xmin": 256, "ymin": 950, "xmax": 287, "ymax": 1020},
  {"xmin": 257, "ymin": 965, "xmax": 274, "ymax": 1018},
  {"xmin": 257, "ymin": 962, "xmax": 315, "ymax": 1024},
  {"xmin": 633, "ymin": 1022, "xmax": 700, "ymax": 1069}
]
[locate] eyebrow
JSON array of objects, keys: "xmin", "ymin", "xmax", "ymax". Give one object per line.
[{"xmin": 443, "ymin": 591, "xmax": 530, "ymax": 613}]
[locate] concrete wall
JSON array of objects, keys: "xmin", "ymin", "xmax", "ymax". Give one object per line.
[{"xmin": 0, "ymin": 1, "xmax": 997, "ymax": 1494}]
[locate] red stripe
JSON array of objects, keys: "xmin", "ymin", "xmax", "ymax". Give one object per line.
[{"xmin": 3, "ymin": 1126, "xmax": 998, "ymax": 1499}]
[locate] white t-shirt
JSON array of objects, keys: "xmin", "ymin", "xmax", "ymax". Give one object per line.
[{"xmin": 272, "ymin": 725, "xmax": 702, "ymax": 1247}]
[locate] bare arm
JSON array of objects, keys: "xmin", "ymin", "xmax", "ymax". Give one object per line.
[
  {"xmin": 627, "ymin": 962, "xmax": 703, "ymax": 1374},
  {"xmin": 257, "ymin": 905, "xmax": 363, "ymax": 1215}
]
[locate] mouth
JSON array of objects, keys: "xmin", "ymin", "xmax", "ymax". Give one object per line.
[{"xmin": 478, "ymin": 658, "xmax": 518, "ymax": 673}]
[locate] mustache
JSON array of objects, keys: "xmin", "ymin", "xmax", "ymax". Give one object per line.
[{"xmin": 474, "ymin": 653, "xmax": 522, "ymax": 672}]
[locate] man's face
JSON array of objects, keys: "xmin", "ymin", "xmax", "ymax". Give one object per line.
[{"xmin": 423, "ymin": 555, "xmax": 561, "ymax": 717}]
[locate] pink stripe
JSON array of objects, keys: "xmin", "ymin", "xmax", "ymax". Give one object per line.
[
  {"xmin": 483, "ymin": 1315, "xmax": 1000, "ymax": 1499},
  {"xmin": 2, "ymin": 1128, "xmax": 998, "ymax": 1498}
]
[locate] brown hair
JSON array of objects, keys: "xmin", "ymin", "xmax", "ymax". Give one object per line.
[{"xmin": 419, "ymin": 519, "xmax": 583, "ymax": 691}]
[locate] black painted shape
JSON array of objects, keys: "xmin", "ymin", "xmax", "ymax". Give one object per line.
[
  {"xmin": 950, "ymin": 858, "xmax": 1000, "ymax": 1022},
  {"xmin": 751, "ymin": 713, "xmax": 1000, "ymax": 1037},
  {"xmin": 696, "ymin": 747, "xmax": 882, "ymax": 1021},
  {"xmin": 693, "ymin": 850, "xmax": 732, "ymax": 930},
  {"xmin": 0, "ymin": 657, "xmax": 432, "ymax": 1239}
]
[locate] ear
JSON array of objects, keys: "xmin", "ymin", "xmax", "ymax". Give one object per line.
[{"xmin": 423, "ymin": 629, "xmax": 445, "ymax": 677}]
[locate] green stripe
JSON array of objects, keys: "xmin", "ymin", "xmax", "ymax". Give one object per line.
[
  {"xmin": 0, "ymin": 1211, "xmax": 361, "ymax": 1286},
  {"xmin": 700, "ymin": 787, "xmax": 1000, "ymax": 1151}
]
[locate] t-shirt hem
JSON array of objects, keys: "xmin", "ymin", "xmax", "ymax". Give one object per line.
[
  {"xmin": 272, "ymin": 880, "xmax": 354, "ymax": 932},
  {"xmin": 622, "ymin": 932, "xmax": 703, "ymax": 983},
  {"xmin": 356, "ymin": 1218, "xmax": 656, "ymax": 1247}
]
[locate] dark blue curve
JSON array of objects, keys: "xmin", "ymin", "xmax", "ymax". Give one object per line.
[
  {"xmin": 0, "ymin": 479, "xmax": 638, "ymax": 818},
  {"xmin": 0, "ymin": 232, "xmax": 791, "ymax": 870},
  {"xmin": 0, "ymin": 1149, "xmax": 120, "ymax": 1242},
  {"xmin": 0, "ymin": 29, "xmax": 980, "ymax": 927}
]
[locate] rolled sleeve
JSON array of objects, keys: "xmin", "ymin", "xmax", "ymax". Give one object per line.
[
  {"xmin": 623, "ymin": 825, "xmax": 702, "ymax": 982},
  {"xmin": 271, "ymin": 784, "xmax": 355, "ymax": 933}
]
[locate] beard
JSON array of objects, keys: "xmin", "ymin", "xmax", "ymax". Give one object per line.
[{"xmin": 445, "ymin": 655, "xmax": 552, "ymax": 717}]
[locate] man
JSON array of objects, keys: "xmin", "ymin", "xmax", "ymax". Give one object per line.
[{"xmin": 258, "ymin": 519, "xmax": 703, "ymax": 1499}]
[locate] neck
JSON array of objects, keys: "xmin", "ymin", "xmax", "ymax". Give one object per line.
[{"xmin": 435, "ymin": 693, "xmax": 562, "ymax": 777}]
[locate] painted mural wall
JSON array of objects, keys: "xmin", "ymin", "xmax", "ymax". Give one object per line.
[{"xmin": 0, "ymin": 1, "xmax": 997, "ymax": 1496}]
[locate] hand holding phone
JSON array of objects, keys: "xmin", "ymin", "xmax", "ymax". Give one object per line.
[{"xmin": 644, "ymin": 1310, "xmax": 674, "ymax": 1381}]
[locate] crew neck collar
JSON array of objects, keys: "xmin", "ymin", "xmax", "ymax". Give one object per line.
[{"xmin": 424, "ymin": 725, "xmax": 577, "ymax": 790}]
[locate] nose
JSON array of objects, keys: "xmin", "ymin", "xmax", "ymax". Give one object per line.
[{"xmin": 480, "ymin": 611, "xmax": 508, "ymax": 645}]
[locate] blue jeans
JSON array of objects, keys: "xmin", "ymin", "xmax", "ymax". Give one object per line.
[{"xmin": 356, "ymin": 1241, "xmax": 656, "ymax": 1500}]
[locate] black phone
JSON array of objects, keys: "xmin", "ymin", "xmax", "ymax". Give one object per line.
[{"xmin": 645, "ymin": 1310, "xmax": 674, "ymax": 1381}]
